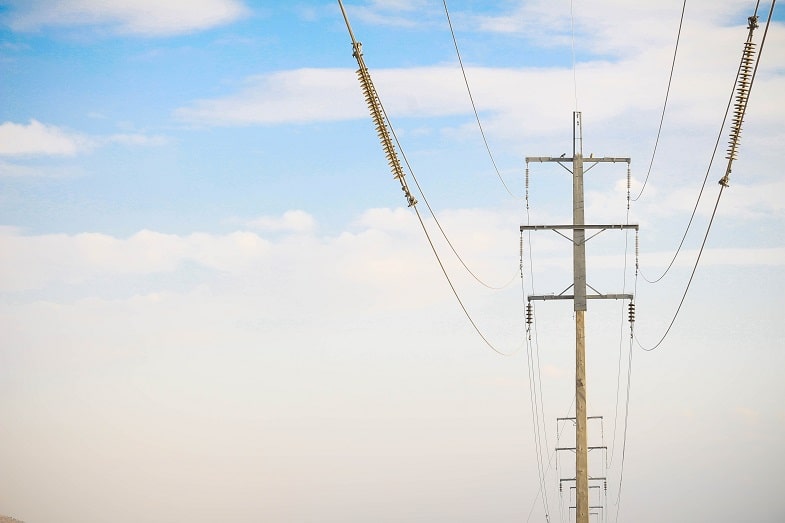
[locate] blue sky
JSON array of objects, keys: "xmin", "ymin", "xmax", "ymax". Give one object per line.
[{"xmin": 1, "ymin": 1, "xmax": 784, "ymax": 522}]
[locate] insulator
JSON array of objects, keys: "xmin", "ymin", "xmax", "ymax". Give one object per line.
[
  {"xmin": 635, "ymin": 230, "xmax": 639, "ymax": 266},
  {"xmin": 628, "ymin": 302, "xmax": 635, "ymax": 324},
  {"xmin": 725, "ymin": 41, "xmax": 756, "ymax": 162},
  {"xmin": 626, "ymin": 165, "xmax": 631, "ymax": 209},
  {"xmin": 526, "ymin": 303, "xmax": 534, "ymax": 325},
  {"xmin": 356, "ymin": 60, "xmax": 416, "ymax": 206},
  {"xmin": 519, "ymin": 233, "xmax": 524, "ymax": 274}
]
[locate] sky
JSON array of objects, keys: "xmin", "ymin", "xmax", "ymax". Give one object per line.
[{"xmin": 0, "ymin": 1, "xmax": 784, "ymax": 522}]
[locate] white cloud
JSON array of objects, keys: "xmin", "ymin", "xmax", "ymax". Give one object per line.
[
  {"xmin": 6, "ymin": 0, "xmax": 248, "ymax": 36},
  {"xmin": 1, "ymin": 206, "xmax": 784, "ymax": 523},
  {"xmin": 247, "ymin": 210, "xmax": 317, "ymax": 234},
  {"xmin": 0, "ymin": 120, "xmax": 169, "ymax": 169},
  {"xmin": 0, "ymin": 160, "xmax": 85, "ymax": 178},
  {"xmin": 175, "ymin": 69, "xmax": 369, "ymax": 125},
  {"xmin": 0, "ymin": 228, "xmax": 271, "ymax": 292},
  {"xmin": 3, "ymin": 206, "xmax": 780, "ymax": 297},
  {"xmin": 174, "ymin": 39, "xmax": 783, "ymax": 143},
  {"xmin": 293, "ymin": 1, "xmax": 780, "ymax": 139},
  {"xmin": 0, "ymin": 119, "xmax": 91, "ymax": 156},
  {"xmin": 103, "ymin": 133, "xmax": 169, "ymax": 147}
]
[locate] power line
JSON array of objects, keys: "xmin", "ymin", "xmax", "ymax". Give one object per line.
[
  {"xmin": 339, "ymin": 0, "xmax": 522, "ymax": 356},
  {"xmin": 635, "ymin": 1, "xmax": 773, "ymax": 351},
  {"xmin": 441, "ymin": 0, "xmax": 521, "ymax": 199},
  {"xmin": 525, "ymin": 398, "xmax": 577, "ymax": 523},
  {"xmin": 390, "ymin": 105, "xmax": 524, "ymax": 356},
  {"xmin": 632, "ymin": 0, "xmax": 687, "ymax": 202},
  {"xmin": 570, "ymin": 0, "xmax": 579, "ymax": 111},
  {"xmin": 405, "ymin": 160, "xmax": 520, "ymax": 289},
  {"xmin": 524, "ymin": 300, "xmax": 552, "ymax": 520},
  {"xmin": 612, "ymin": 322, "xmax": 635, "ymax": 523},
  {"xmin": 638, "ymin": 1, "xmax": 764, "ymax": 284},
  {"xmin": 609, "ymin": 226, "xmax": 633, "ymax": 469}
]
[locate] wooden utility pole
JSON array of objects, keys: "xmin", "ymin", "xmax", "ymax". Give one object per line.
[
  {"xmin": 572, "ymin": 112, "xmax": 589, "ymax": 523},
  {"xmin": 523, "ymin": 112, "xmax": 635, "ymax": 523}
]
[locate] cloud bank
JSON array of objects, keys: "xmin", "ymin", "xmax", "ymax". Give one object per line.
[{"xmin": 4, "ymin": 0, "xmax": 248, "ymax": 36}]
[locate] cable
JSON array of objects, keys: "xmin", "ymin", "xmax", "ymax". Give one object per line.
[
  {"xmin": 441, "ymin": 0, "xmax": 521, "ymax": 199},
  {"xmin": 340, "ymin": 0, "xmax": 521, "ymax": 352},
  {"xmin": 637, "ymin": 185, "xmax": 722, "ymax": 351},
  {"xmin": 525, "ymin": 398, "xmax": 577, "ymax": 523},
  {"xmin": 638, "ymin": 2, "xmax": 762, "ymax": 284},
  {"xmin": 612, "ymin": 322, "xmax": 634, "ymax": 523},
  {"xmin": 520, "ymin": 162, "xmax": 552, "ymax": 520},
  {"xmin": 635, "ymin": 1, "xmax": 773, "ymax": 351},
  {"xmin": 405, "ymin": 161, "xmax": 519, "ymax": 289},
  {"xmin": 377, "ymin": 79, "xmax": 526, "ymax": 354},
  {"xmin": 525, "ymin": 310, "xmax": 551, "ymax": 520},
  {"xmin": 521, "ymin": 250, "xmax": 546, "ymax": 518},
  {"xmin": 524, "ymin": 163, "xmax": 537, "ymax": 295},
  {"xmin": 570, "ymin": 0, "xmax": 579, "ymax": 111},
  {"xmin": 400, "ymin": 128, "xmax": 523, "ymax": 356},
  {"xmin": 522, "ymin": 156, "xmax": 555, "ymax": 521},
  {"xmin": 609, "ymin": 230, "xmax": 632, "ymax": 469},
  {"xmin": 632, "ymin": 0, "xmax": 687, "ymax": 202},
  {"xmin": 522, "ymin": 272, "xmax": 555, "ymax": 520}
]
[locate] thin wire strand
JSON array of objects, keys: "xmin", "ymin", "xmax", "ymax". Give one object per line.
[
  {"xmin": 570, "ymin": 0, "xmax": 579, "ymax": 111},
  {"xmin": 522, "ymin": 162, "xmax": 553, "ymax": 521},
  {"xmin": 638, "ymin": 5, "xmax": 755, "ymax": 284},
  {"xmin": 632, "ymin": 0, "xmax": 687, "ymax": 202},
  {"xmin": 409, "ymin": 170, "xmax": 520, "ymax": 290},
  {"xmin": 442, "ymin": 0, "xmax": 520, "ymax": 199},
  {"xmin": 526, "ymin": 398, "xmax": 577, "ymax": 523},
  {"xmin": 380, "ymin": 99, "xmax": 522, "ymax": 356},
  {"xmin": 612, "ymin": 325, "xmax": 634, "ymax": 523},
  {"xmin": 609, "ymin": 228, "xmax": 632, "ymax": 468},
  {"xmin": 635, "ymin": 0, "xmax": 773, "ymax": 351},
  {"xmin": 524, "ymin": 307, "xmax": 551, "ymax": 519},
  {"xmin": 343, "ymin": 12, "xmax": 523, "ymax": 355},
  {"xmin": 409, "ymin": 174, "xmax": 520, "ymax": 355},
  {"xmin": 520, "ymin": 245, "xmax": 550, "ymax": 518},
  {"xmin": 636, "ymin": 185, "xmax": 723, "ymax": 351}
]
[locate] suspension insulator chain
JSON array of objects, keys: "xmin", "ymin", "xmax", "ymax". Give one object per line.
[
  {"xmin": 635, "ymin": 229, "xmax": 640, "ymax": 275},
  {"xmin": 626, "ymin": 164, "xmax": 631, "ymax": 211},
  {"xmin": 354, "ymin": 62, "xmax": 417, "ymax": 206},
  {"xmin": 519, "ymin": 232, "xmax": 524, "ymax": 277},
  {"xmin": 720, "ymin": 15, "xmax": 758, "ymax": 187},
  {"xmin": 628, "ymin": 302, "xmax": 635, "ymax": 324}
]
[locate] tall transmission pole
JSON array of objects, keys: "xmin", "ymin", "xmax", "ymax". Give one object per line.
[{"xmin": 523, "ymin": 112, "xmax": 636, "ymax": 523}]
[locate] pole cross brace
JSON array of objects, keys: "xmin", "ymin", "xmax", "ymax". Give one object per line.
[
  {"xmin": 528, "ymin": 293, "xmax": 633, "ymax": 302},
  {"xmin": 521, "ymin": 224, "xmax": 638, "ymax": 246}
]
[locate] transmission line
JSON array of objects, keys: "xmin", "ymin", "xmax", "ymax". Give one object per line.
[
  {"xmin": 636, "ymin": 1, "xmax": 774, "ymax": 351},
  {"xmin": 632, "ymin": 0, "xmax": 687, "ymax": 202},
  {"xmin": 638, "ymin": 1, "xmax": 764, "ymax": 284},
  {"xmin": 441, "ymin": 0, "xmax": 521, "ymax": 199},
  {"xmin": 338, "ymin": 0, "xmax": 524, "ymax": 356}
]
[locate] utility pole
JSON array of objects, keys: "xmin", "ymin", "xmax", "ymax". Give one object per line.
[{"xmin": 523, "ymin": 112, "xmax": 636, "ymax": 523}]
